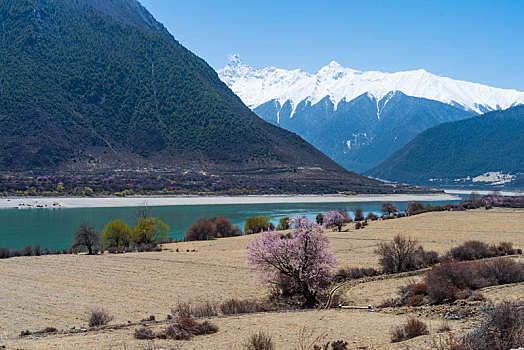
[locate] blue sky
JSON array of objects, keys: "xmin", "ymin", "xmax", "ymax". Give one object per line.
[{"xmin": 139, "ymin": 0, "xmax": 524, "ymax": 90}]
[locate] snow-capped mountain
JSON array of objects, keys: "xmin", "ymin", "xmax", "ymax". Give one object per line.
[
  {"xmin": 218, "ymin": 55, "xmax": 524, "ymax": 173},
  {"xmin": 219, "ymin": 54, "xmax": 524, "ymax": 115}
]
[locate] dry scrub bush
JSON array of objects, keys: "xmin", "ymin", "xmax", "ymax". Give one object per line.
[
  {"xmin": 134, "ymin": 327, "xmax": 155, "ymax": 340},
  {"xmin": 448, "ymin": 240, "xmax": 520, "ymax": 262},
  {"xmin": 385, "ymin": 258, "xmax": 524, "ymax": 307},
  {"xmin": 375, "ymin": 235, "xmax": 439, "ymax": 274},
  {"xmin": 366, "ymin": 212, "xmax": 378, "ymax": 221},
  {"xmin": 219, "ymin": 299, "xmax": 275, "ymax": 315},
  {"xmin": 88, "ymin": 310, "xmax": 113, "ymax": 327},
  {"xmin": 173, "ymin": 301, "xmax": 218, "ymax": 318},
  {"xmin": 335, "ymin": 267, "xmax": 380, "ymax": 281},
  {"xmin": 390, "ymin": 317, "xmax": 429, "ymax": 342},
  {"xmin": 243, "ymin": 331, "xmax": 275, "ymax": 350},
  {"xmin": 163, "ymin": 311, "xmax": 218, "ymax": 340},
  {"xmin": 434, "ymin": 301, "xmax": 524, "ymax": 350}
]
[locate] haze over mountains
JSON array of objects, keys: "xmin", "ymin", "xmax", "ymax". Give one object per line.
[
  {"xmin": 368, "ymin": 106, "xmax": 524, "ymax": 189},
  {"xmin": 219, "ymin": 56, "xmax": 524, "ymax": 172},
  {"xmin": 0, "ymin": 0, "xmax": 408, "ymax": 194}
]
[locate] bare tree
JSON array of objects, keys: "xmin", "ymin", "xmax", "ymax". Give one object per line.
[
  {"xmin": 71, "ymin": 223, "xmax": 100, "ymax": 255},
  {"xmin": 375, "ymin": 235, "xmax": 418, "ymax": 273},
  {"xmin": 133, "ymin": 201, "xmax": 151, "ymax": 221}
]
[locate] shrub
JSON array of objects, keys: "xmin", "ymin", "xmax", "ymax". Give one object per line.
[
  {"xmin": 449, "ymin": 241, "xmax": 496, "ymax": 261},
  {"xmin": 33, "ymin": 245, "xmax": 41, "ymax": 256},
  {"xmin": 315, "ymin": 213, "xmax": 324, "ymax": 225},
  {"xmin": 354, "ymin": 222, "xmax": 362, "ymax": 230},
  {"xmin": 375, "ymin": 235, "xmax": 419, "ymax": 273},
  {"xmin": 366, "ymin": 212, "xmax": 378, "ymax": 221},
  {"xmin": 163, "ymin": 311, "xmax": 218, "ymax": 340},
  {"xmin": 243, "ymin": 331, "xmax": 275, "ymax": 350},
  {"xmin": 335, "ymin": 267, "xmax": 380, "ymax": 280},
  {"xmin": 212, "ymin": 216, "xmax": 242, "ymax": 238},
  {"xmin": 435, "ymin": 301, "xmax": 524, "ymax": 350},
  {"xmin": 173, "ymin": 301, "xmax": 218, "ymax": 318},
  {"xmin": 354, "ymin": 208, "xmax": 364, "ymax": 221},
  {"xmin": 134, "ymin": 327, "xmax": 155, "ymax": 340},
  {"xmin": 185, "ymin": 218, "xmax": 216, "ymax": 241},
  {"xmin": 219, "ymin": 299, "xmax": 273, "ymax": 315},
  {"xmin": 246, "ymin": 225, "xmax": 336, "ymax": 307},
  {"xmin": 244, "ymin": 216, "xmax": 274, "ymax": 235},
  {"xmin": 340, "ymin": 210, "xmax": 352, "ymax": 223},
  {"xmin": 391, "ymin": 317, "xmax": 429, "ymax": 342},
  {"xmin": 71, "ymin": 223, "xmax": 100, "ymax": 255},
  {"xmin": 420, "ymin": 259, "xmax": 523, "ymax": 305},
  {"xmin": 22, "ymin": 245, "xmax": 33, "ymax": 256},
  {"xmin": 0, "ymin": 247, "xmax": 12, "ymax": 259},
  {"xmin": 20, "ymin": 330, "xmax": 31, "ymax": 336},
  {"xmin": 40, "ymin": 327, "xmax": 58, "ymax": 333},
  {"xmin": 101, "ymin": 220, "xmax": 132, "ymax": 248},
  {"xmin": 88, "ymin": 310, "xmax": 114, "ymax": 327},
  {"xmin": 107, "ymin": 246, "xmax": 125, "ymax": 254}
]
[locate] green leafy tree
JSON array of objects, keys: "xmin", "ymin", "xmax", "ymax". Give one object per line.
[
  {"xmin": 132, "ymin": 217, "xmax": 169, "ymax": 245},
  {"xmin": 244, "ymin": 216, "xmax": 274, "ymax": 235},
  {"xmin": 101, "ymin": 220, "xmax": 132, "ymax": 248},
  {"xmin": 276, "ymin": 217, "xmax": 290, "ymax": 231}
]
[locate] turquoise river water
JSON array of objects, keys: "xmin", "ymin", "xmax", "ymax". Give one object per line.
[{"xmin": 0, "ymin": 197, "xmax": 467, "ymax": 250}]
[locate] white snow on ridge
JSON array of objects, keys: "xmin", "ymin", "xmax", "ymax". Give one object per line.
[{"xmin": 218, "ymin": 54, "xmax": 524, "ymax": 115}]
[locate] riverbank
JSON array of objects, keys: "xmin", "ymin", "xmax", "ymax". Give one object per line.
[{"xmin": 0, "ymin": 193, "xmax": 460, "ymax": 209}]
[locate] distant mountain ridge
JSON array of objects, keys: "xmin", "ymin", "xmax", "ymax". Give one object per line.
[
  {"xmin": 0, "ymin": 0, "xmax": 405, "ymax": 194},
  {"xmin": 219, "ymin": 55, "xmax": 524, "ymax": 115},
  {"xmin": 218, "ymin": 56, "xmax": 523, "ymax": 172},
  {"xmin": 367, "ymin": 106, "xmax": 524, "ymax": 190}
]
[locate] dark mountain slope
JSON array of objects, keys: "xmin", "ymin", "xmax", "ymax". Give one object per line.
[
  {"xmin": 0, "ymin": 0, "xmax": 407, "ymax": 193},
  {"xmin": 367, "ymin": 106, "xmax": 524, "ymax": 189}
]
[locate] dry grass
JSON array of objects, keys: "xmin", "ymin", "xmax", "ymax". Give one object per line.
[{"xmin": 0, "ymin": 207, "xmax": 522, "ymax": 349}]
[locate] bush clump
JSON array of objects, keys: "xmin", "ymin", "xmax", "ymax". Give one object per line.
[
  {"xmin": 386, "ymin": 258, "xmax": 524, "ymax": 306},
  {"xmin": 243, "ymin": 331, "xmax": 275, "ymax": 350},
  {"xmin": 173, "ymin": 301, "xmax": 218, "ymax": 318},
  {"xmin": 163, "ymin": 311, "xmax": 218, "ymax": 340},
  {"xmin": 219, "ymin": 299, "xmax": 275, "ymax": 315},
  {"xmin": 88, "ymin": 310, "xmax": 114, "ymax": 327},
  {"xmin": 366, "ymin": 212, "xmax": 378, "ymax": 221},
  {"xmin": 185, "ymin": 216, "xmax": 242, "ymax": 241},
  {"xmin": 435, "ymin": 301, "xmax": 524, "ymax": 350},
  {"xmin": 244, "ymin": 216, "xmax": 274, "ymax": 235},
  {"xmin": 335, "ymin": 267, "xmax": 380, "ymax": 281},
  {"xmin": 448, "ymin": 240, "xmax": 519, "ymax": 261},
  {"xmin": 375, "ymin": 235, "xmax": 440, "ymax": 274},
  {"xmin": 391, "ymin": 317, "xmax": 429, "ymax": 342}
]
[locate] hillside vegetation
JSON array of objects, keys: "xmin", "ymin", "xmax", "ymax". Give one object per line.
[
  {"xmin": 368, "ymin": 106, "xmax": 524, "ymax": 188},
  {"xmin": 0, "ymin": 0, "xmax": 400, "ymax": 193}
]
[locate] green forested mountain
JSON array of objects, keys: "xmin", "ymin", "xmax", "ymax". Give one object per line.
[
  {"xmin": 0, "ymin": 0, "xmax": 402, "ymax": 193},
  {"xmin": 367, "ymin": 106, "xmax": 524, "ymax": 189}
]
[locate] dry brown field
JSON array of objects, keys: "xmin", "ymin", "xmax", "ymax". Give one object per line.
[{"xmin": 1, "ymin": 208, "xmax": 523, "ymax": 349}]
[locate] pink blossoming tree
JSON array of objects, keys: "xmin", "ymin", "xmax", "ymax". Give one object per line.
[
  {"xmin": 246, "ymin": 225, "xmax": 336, "ymax": 307},
  {"xmin": 323, "ymin": 211, "xmax": 345, "ymax": 231},
  {"xmin": 288, "ymin": 215, "xmax": 317, "ymax": 229}
]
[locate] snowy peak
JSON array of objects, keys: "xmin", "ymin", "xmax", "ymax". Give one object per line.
[{"xmin": 218, "ymin": 56, "xmax": 524, "ymax": 114}]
